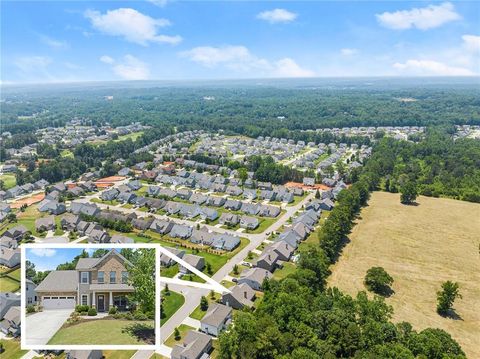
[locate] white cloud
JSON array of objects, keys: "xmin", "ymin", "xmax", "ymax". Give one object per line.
[
  {"xmin": 181, "ymin": 45, "xmax": 314, "ymax": 78},
  {"xmin": 85, "ymin": 8, "xmax": 182, "ymax": 45},
  {"xmin": 462, "ymin": 35, "xmax": 480, "ymax": 53},
  {"xmin": 64, "ymin": 62, "xmax": 83, "ymax": 70},
  {"xmin": 30, "ymin": 248, "xmax": 57, "ymax": 257},
  {"xmin": 106, "ymin": 54, "xmax": 150, "ymax": 80},
  {"xmin": 15, "ymin": 56, "xmax": 52, "ymax": 73},
  {"xmin": 341, "ymin": 48, "xmax": 358, "ymax": 56},
  {"xmin": 393, "ymin": 59, "xmax": 475, "ymax": 76},
  {"xmin": 257, "ymin": 8, "xmax": 297, "ymax": 24},
  {"xmin": 376, "ymin": 2, "xmax": 460, "ymax": 30},
  {"xmin": 148, "ymin": 0, "xmax": 170, "ymax": 7},
  {"xmin": 39, "ymin": 35, "xmax": 69, "ymax": 49},
  {"xmin": 100, "ymin": 55, "xmax": 115, "ymax": 64},
  {"xmin": 273, "ymin": 58, "xmax": 315, "ymax": 77}
]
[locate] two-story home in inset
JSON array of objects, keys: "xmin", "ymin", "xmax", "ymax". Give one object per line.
[{"xmin": 35, "ymin": 249, "xmax": 135, "ymax": 312}]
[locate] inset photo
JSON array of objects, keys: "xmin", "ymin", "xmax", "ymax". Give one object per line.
[{"xmin": 22, "ymin": 244, "xmax": 158, "ymax": 349}]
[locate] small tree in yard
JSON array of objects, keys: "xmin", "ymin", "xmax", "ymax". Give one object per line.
[
  {"xmin": 174, "ymin": 327, "xmax": 180, "ymax": 340},
  {"xmin": 210, "ymin": 290, "xmax": 215, "ymax": 299},
  {"xmin": 127, "ymin": 248, "xmax": 155, "ymax": 313},
  {"xmin": 164, "ymin": 283, "xmax": 169, "ymax": 294},
  {"xmin": 315, "ymin": 190, "xmax": 320, "ymax": 199},
  {"xmin": 364, "ymin": 267, "xmax": 394, "ymax": 295},
  {"xmin": 200, "ymin": 296, "xmax": 209, "ymax": 311},
  {"xmin": 233, "ymin": 264, "xmax": 239, "ymax": 275},
  {"xmin": 206, "ymin": 262, "xmax": 212, "ymax": 275},
  {"xmin": 400, "ymin": 181, "xmax": 418, "ymax": 205},
  {"xmin": 437, "ymin": 281, "xmax": 462, "ymax": 316}
]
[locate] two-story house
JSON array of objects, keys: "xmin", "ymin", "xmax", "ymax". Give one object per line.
[{"xmin": 35, "ymin": 249, "xmax": 135, "ymax": 312}]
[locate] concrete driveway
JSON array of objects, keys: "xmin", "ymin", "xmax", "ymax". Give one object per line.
[{"xmin": 25, "ymin": 309, "xmax": 72, "ymax": 345}]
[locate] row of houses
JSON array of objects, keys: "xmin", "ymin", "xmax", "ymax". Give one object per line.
[{"xmin": 0, "ymin": 178, "xmax": 49, "ymax": 201}]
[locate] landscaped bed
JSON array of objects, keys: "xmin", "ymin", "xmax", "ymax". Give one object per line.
[{"xmin": 47, "ymin": 318, "xmax": 155, "ymax": 345}]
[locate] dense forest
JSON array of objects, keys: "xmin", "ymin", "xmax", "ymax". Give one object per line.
[{"xmin": 1, "ymin": 79, "xmax": 479, "ymax": 136}]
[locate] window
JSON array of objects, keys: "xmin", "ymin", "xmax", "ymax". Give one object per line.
[
  {"xmin": 113, "ymin": 295, "xmax": 128, "ymax": 309},
  {"xmin": 28, "ymin": 298, "xmax": 32, "ymax": 304},
  {"xmin": 110, "ymin": 271, "xmax": 116, "ymax": 283},
  {"xmin": 81, "ymin": 295, "xmax": 88, "ymax": 306},
  {"xmin": 121, "ymin": 271, "xmax": 128, "ymax": 284},
  {"xmin": 81, "ymin": 272, "xmax": 89, "ymax": 284},
  {"xmin": 98, "ymin": 271, "xmax": 104, "ymax": 283}
]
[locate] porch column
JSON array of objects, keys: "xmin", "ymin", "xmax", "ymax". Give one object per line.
[
  {"xmin": 109, "ymin": 291, "xmax": 113, "ymax": 307},
  {"xmin": 92, "ymin": 291, "xmax": 96, "ymax": 307}
]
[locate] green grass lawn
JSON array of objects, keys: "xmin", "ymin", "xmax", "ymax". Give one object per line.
[
  {"xmin": 103, "ymin": 350, "xmax": 137, "ymax": 359},
  {"xmin": 60, "ymin": 149, "xmax": 74, "ymax": 158},
  {"xmin": 115, "ymin": 131, "xmax": 144, "ymax": 142},
  {"xmin": 0, "ymin": 339, "xmax": 28, "ymax": 359},
  {"xmin": 161, "ymin": 290, "xmax": 185, "ymax": 326},
  {"xmin": 273, "ymin": 262, "xmax": 297, "ymax": 280},
  {"xmin": 0, "ymin": 174, "xmax": 16, "ymax": 190},
  {"xmin": 164, "ymin": 324, "xmax": 194, "ymax": 348},
  {"xmin": 220, "ymin": 280, "xmax": 235, "ymax": 288},
  {"xmin": 189, "ymin": 293, "xmax": 221, "ymax": 320},
  {"xmin": 161, "ymin": 264, "xmax": 179, "ymax": 278},
  {"xmin": 249, "ymin": 217, "xmax": 277, "ymax": 234},
  {"xmin": 0, "ymin": 276, "xmax": 20, "ymax": 292},
  {"xmin": 47, "ymin": 319, "xmax": 155, "ymax": 345},
  {"xmin": 6, "ymin": 268, "xmax": 20, "ymax": 281}
]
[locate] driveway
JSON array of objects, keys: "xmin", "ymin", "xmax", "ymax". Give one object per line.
[{"xmin": 25, "ymin": 309, "xmax": 72, "ymax": 345}]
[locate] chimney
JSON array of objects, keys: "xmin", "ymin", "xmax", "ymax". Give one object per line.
[
  {"xmin": 244, "ymin": 291, "xmax": 247, "ymax": 299},
  {"xmin": 268, "ymin": 254, "xmax": 271, "ymax": 261}
]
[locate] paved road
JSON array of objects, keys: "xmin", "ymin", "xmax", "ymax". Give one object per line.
[{"xmin": 25, "ymin": 309, "xmax": 72, "ymax": 345}]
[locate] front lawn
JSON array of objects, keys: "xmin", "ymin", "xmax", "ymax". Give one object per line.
[
  {"xmin": 6, "ymin": 268, "xmax": 21, "ymax": 281},
  {"xmin": 0, "ymin": 339, "xmax": 28, "ymax": 359},
  {"xmin": 0, "ymin": 174, "xmax": 16, "ymax": 190},
  {"xmin": 164, "ymin": 324, "xmax": 194, "ymax": 348},
  {"xmin": 161, "ymin": 290, "xmax": 185, "ymax": 326},
  {"xmin": 189, "ymin": 293, "xmax": 221, "ymax": 320},
  {"xmin": 47, "ymin": 319, "xmax": 155, "ymax": 345},
  {"xmin": 160, "ymin": 264, "xmax": 179, "ymax": 278},
  {"xmin": 0, "ymin": 276, "xmax": 20, "ymax": 292}
]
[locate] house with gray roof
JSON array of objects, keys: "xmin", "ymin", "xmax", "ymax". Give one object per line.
[
  {"xmin": 240, "ymin": 216, "xmax": 259, "ymax": 230},
  {"xmin": 199, "ymin": 207, "xmax": 218, "ymax": 221},
  {"xmin": 269, "ymin": 241, "xmax": 294, "ymax": 261},
  {"xmin": 242, "ymin": 188, "xmax": 257, "ymax": 200},
  {"xmin": 159, "ymin": 188, "xmax": 177, "ymax": 198},
  {"xmin": 241, "ymin": 202, "xmax": 259, "ymax": 215},
  {"xmin": 258, "ymin": 205, "xmax": 281, "ymax": 217},
  {"xmin": 179, "ymin": 204, "xmax": 202, "ymax": 219},
  {"xmin": 254, "ymin": 249, "xmax": 279, "ymax": 272},
  {"xmin": 222, "ymin": 283, "xmax": 255, "ymax": 310},
  {"xmin": 0, "ymin": 246, "xmax": 20, "ymax": 268},
  {"xmin": 117, "ymin": 191, "xmax": 137, "ymax": 204},
  {"xmin": 0, "ymin": 306, "xmax": 20, "ymax": 337},
  {"xmin": 176, "ymin": 188, "xmax": 192, "ymax": 200},
  {"xmin": 35, "ymin": 216, "xmax": 56, "ymax": 232},
  {"xmin": 189, "ymin": 192, "xmax": 208, "ymax": 205},
  {"xmin": 219, "ymin": 213, "xmax": 239, "ymax": 227},
  {"xmin": 66, "ymin": 350, "xmax": 104, "ymax": 359},
  {"xmin": 150, "ymin": 219, "xmax": 174, "ymax": 235},
  {"xmin": 171, "ymin": 330, "xmax": 212, "ymax": 359},
  {"xmin": 212, "ymin": 234, "xmax": 240, "ymax": 251},
  {"xmin": 170, "ymin": 224, "xmax": 193, "ymax": 239},
  {"xmin": 190, "ymin": 229, "xmax": 214, "ymax": 246},
  {"xmin": 224, "ymin": 199, "xmax": 241, "ymax": 211},
  {"xmin": 70, "ymin": 202, "xmax": 100, "ymax": 217},
  {"xmin": 37, "ymin": 199, "xmax": 66, "ymax": 215},
  {"xmin": 3, "ymin": 225, "xmax": 28, "ymax": 241},
  {"xmin": 200, "ymin": 303, "xmax": 232, "ymax": 337},
  {"xmin": 226, "ymin": 186, "xmax": 243, "ymax": 196},
  {"xmin": 259, "ymin": 190, "xmax": 276, "ymax": 201},
  {"xmin": 237, "ymin": 268, "xmax": 272, "ymax": 291},
  {"xmin": 319, "ymin": 198, "xmax": 334, "ymax": 211},
  {"xmin": 35, "ymin": 249, "xmax": 134, "ymax": 312},
  {"xmin": 126, "ymin": 180, "xmax": 142, "ymax": 191},
  {"xmin": 206, "ymin": 196, "xmax": 225, "ymax": 207},
  {"xmin": 164, "ymin": 201, "xmax": 181, "ymax": 215},
  {"xmin": 179, "ymin": 254, "xmax": 205, "ymax": 274},
  {"xmin": 101, "ymin": 188, "xmax": 119, "ymax": 201},
  {"xmin": 160, "ymin": 247, "xmax": 185, "ymax": 267},
  {"xmin": 0, "ymin": 293, "xmax": 20, "ymax": 319}
]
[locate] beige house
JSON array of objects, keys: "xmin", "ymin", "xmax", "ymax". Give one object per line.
[{"xmin": 35, "ymin": 249, "xmax": 135, "ymax": 312}]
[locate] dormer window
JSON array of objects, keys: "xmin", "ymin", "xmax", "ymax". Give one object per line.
[
  {"xmin": 81, "ymin": 272, "xmax": 89, "ymax": 284},
  {"xmin": 110, "ymin": 271, "xmax": 116, "ymax": 284},
  {"xmin": 98, "ymin": 271, "xmax": 104, "ymax": 283}
]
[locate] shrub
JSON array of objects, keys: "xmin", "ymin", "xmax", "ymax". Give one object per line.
[
  {"xmin": 124, "ymin": 312, "xmax": 134, "ymax": 320},
  {"xmin": 109, "ymin": 306, "xmax": 117, "ymax": 315},
  {"xmin": 364, "ymin": 266, "xmax": 394, "ymax": 295},
  {"xmin": 75, "ymin": 305, "xmax": 89, "ymax": 313},
  {"xmin": 133, "ymin": 310, "xmax": 148, "ymax": 320},
  {"xmin": 26, "ymin": 305, "xmax": 36, "ymax": 314},
  {"xmin": 88, "ymin": 307, "xmax": 97, "ymax": 316}
]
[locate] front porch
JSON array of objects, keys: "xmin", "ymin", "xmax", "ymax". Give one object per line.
[{"xmin": 80, "ymin": 291, "xmax": 134, "ymax": 312}]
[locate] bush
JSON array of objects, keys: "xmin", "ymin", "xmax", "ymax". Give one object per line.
[
  {"xmin": 133, "ymin": 310, "xmax": 148, "ymax": 320},
  {"xmin": 88, "ymin": 307, "xmax": 97, "ymax": 316},
  {"xmin": 26, "ymin": 305, "xmax": 36, "ymax": 313},
  {"xmin": 364, "ymin": 267, "xmax": 394, "ymax": 295},
  {"xmin": 75, "ymin": 305, "xmax": 89, "ymax": 313},
  {"xmin": 124, "ymin": 312, "xmax": 133, "ymax": 320},
  {"xmin": 109, "ymin": 306, "xmax": 117, "ymax": 315}
]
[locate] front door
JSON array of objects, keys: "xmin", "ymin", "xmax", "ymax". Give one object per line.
[{"xmin": 98, "ymin": 295, "xmax": 105, "ymax": 312}]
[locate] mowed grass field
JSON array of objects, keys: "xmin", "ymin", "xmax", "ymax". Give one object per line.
[{"xmin": 328, "ymin": 192, "xmax": 480, "ymax": 358}]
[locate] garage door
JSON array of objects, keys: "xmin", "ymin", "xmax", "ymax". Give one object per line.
[{"xmin": 42, "ymin": 296, "xmax": 76, "ymax": 310}]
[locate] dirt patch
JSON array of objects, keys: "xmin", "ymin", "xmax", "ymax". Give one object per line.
[
  {"xmin": 11, "ymin": 193, "xmax": 45, "ymax": 209},
  {"xmin": 328, "ymin": 192, "xmax": 480, "ymax": 358}
]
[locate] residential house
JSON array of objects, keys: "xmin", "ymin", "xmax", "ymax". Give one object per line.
[
  {"xmin": 100, "ymin": 188, "xmax": 119, "ymax": 201},
  {"xmin": 240, "ymin": 216, "xmax": 259, "ymax": 230},
  {"xmin": 170, "ymin": 224, "xmax": 193, "ymax": 239},
  {"xmin": 302, "ymin": 177, "xmax": 315, "ymax": 186},
  {"xmin": 190, "ymin": 229, "xmax": 214, "ymax": 246},
  {"xmin": 160, "ymin": 247, "xmax": 185, "ymax": 267},
  {"xmin": 66, "ymin": 350, "xmax": 104, "ymax": 359},
  {"xmin": 37, "ymin": 199, "xmax": 66, "ymax": 215},
  {"xmin": 199, "ymin": 207, "xmax": 218, "ymax": 221},
  {"xmin": 117, "ymin": 191, "xmax": 137, "ymax": 204},
  {"xmin": 179, "ymin": 254, "xmax": 205, "ymax": 274},
  {"xmin": 206, "ymin": 196, "xmax": 225, "ymax": 207},
  {"xmin": 254, "ymin": 250, "xmax": 279, "ymax": 272},
  {"xmin": 127, "ymin": 180, "xmax": 142, "ymax": 191},
  {"xmin": 26, "ymin": 279, "xmax": 37, "ymax": 305},
  {"xmin": 222, "ymin": 283, "xmax": 255, "ymax": 309},
  {"xmin": 0, "ymin": 292, "xmax": 20, "ymax": 319},
  {"xmin": 237, "ymin": 268, "xmax": 272, "ymax": 291},
  {"xmin": 176, "ymin": 189, "xmax": 192, "ymax": 200},
  {"xmin": 171, "ymin": 330, "xmax": 212, "ymax": 359},
  {"xmin": 0, "ymin": 240, "xmax": 20, "ymax": 268},
  {"xmin": 35, "ymin": 249, "xmax": 134, "ymax": 312},
  {"xmin": 224, "ymin": 199, "xmax": 241, "ymax": 211},
  {"xmin": 0, "ymin": 306, "xmax": 20, "ymax": 337},
  {"xmin": 241, "ymin": 203, "xmax": 259, "ymax": 215},
  {"xmin": 110, "ymin": 234, "xmax": 134, "ymax": 244},
  {"xmin": 218, "ymin": 213, "xmax": 239, "ymax": 226},
  {"xmin": 150, "ymin": 219, "xmax": 174, "ymax": 235},
  {"xmin": 243, "ymin": 189, "xmax": 257, "ymax": 200},
  {"xmin": 3, "ymin": 225, "xmax": 28, "ymax": 241},
  {"xmin": 319, "ymin": 198, "xmax": 334, "ymax": 211},
  {"xmin": 70, "ymin": 202, "xmax": 100, "ymax": 217},
  {"xmin": 35, "ymin": 216, "xmax": 56, "ymax": 232},
  {"xmin": 226, "ymin": 186, "xmax": 243, "ymax": 196},
  {"xmin": 269, "ymin": 241, "xmax": 294, "ymax": 261},
  {"xmin": 200, "ymin": 303, "xmax": 232, "ymax": 337},
  {"xmin": 258, "ymin": 205, "xmax": 281, "ymax": 218},
  {"xmin": 189, "ymin": 193, "xmax": 208, "ymax": 205},
  {"xmin": 211, "ymin": 234, "xmax": 240, "ymax": 251}
]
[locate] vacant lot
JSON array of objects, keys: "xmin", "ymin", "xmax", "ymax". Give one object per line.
[{"xmin": 329, "ymin": 192, "xmax": 480, "ymax": 358}]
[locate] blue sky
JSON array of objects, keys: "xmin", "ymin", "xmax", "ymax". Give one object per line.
[
  {"xmin": 2, "ymin": 1, "xmax": 479, "ymax": 83},
  {"xmin": 26, "ymin": 248, "xmax": 108, "ymax": 272}
]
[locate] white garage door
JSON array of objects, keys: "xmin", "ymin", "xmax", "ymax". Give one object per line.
[{"xmin": 42, "ymin": 296, "xmax": 76, "ymax": 310}]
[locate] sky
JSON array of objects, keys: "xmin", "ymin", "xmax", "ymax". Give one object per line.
[
  {"xmin": 1, "ymin": 1, "xmax": 479, "ymax": 84},
  {"xmin": 26, "ymin": 247, "xmax": 110, "ymax": 272}
]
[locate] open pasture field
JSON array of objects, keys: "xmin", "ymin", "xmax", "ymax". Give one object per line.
[{"xmin": 329, "ymin": 191, "xmax": 480, "ymax": 358}]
